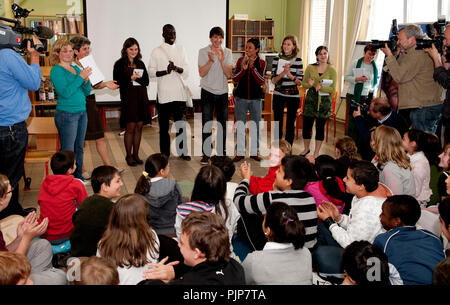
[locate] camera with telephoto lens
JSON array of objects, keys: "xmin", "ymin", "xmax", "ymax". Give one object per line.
[
  {"xmin": 0, "ymin": 4, "xmax": 53, "ymax": 54},
  {"xmin": 349, "ymin": 98, "xmax": 370, "ymax": 115},
  {"xmin": 370, "ymin": 19, "xmax": 399, "ymax": 52},
  {"xmin": 415, "ymin": 17, "xmax": 447, "ymax": 56}
]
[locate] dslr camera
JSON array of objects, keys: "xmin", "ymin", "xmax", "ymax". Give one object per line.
[
  {"xmin": 0, "ymin": 4, "xmax": 53, "ymax": 54},
  {"xmin": 371, "ymin": 19, "xmax": 399, "ymax": 52},
  {"xmin": 415, "ymin": 17, "xmax": 447, "ymax": 55}
]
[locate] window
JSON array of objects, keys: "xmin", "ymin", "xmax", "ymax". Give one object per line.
[
  {"xmin": 366, "ymin": 0, "xmax": 449, "ymax": 41},
  {"xmin": 308, "ymin": 0, "xmax": 333, "ymax": 65}
]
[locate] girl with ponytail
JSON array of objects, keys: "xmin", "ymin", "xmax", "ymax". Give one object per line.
[
  {"xmin": 242, "ymin": 202, "xmax": 312, "ymax": 285},
  {"xmin": 134, "ymin": 153, "xmax": 183, "ymax": 236}
]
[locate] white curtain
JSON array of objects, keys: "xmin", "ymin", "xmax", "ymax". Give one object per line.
[{"xmin": 298, "ymin": 0, "xmax": 312, "ymax": 66}]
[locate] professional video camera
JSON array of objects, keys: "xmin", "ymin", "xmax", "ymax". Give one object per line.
[
  {"xmin": 0, "ymin": 4, "xmax": 54, "ymax": 54},
  {"xmin": 415, "ymin": 17, "xmax": 447, "ymax": 54},
  {"xmin": 371, "ymin": 19, "xmax": 399, "ymax": 52},
  {"xmin": 349, "ymin": 97, "xmax": 370, "ymax": 115}
]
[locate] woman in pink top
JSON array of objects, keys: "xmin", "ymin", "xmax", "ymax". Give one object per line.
[{"xmin": 305, "ymin": 155, "xmax": 346, "ymax": 213}]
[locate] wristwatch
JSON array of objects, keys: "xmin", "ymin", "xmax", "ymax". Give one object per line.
[{"xmin": 324, "ymin": 217, "xmax": 336, "ymax": 229}]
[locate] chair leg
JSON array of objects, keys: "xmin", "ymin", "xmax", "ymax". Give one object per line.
[
  {"xmin": 45, "ymin": 161, "xmax": 49, "ymax": 176},
  {"xmin": 334, "ymin": 116, "xmax": 337, "ymax": 140},
  {"xmin": 326, "ymin": 119, "xmax": 329, "ymax": 143},
  {"xmin": 296, "ymin": 113, "xmax": 299, "ymax": 140}
]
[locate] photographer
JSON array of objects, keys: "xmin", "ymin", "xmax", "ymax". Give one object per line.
[
  {"xmin": 425, "ymin": 24, "xmax": 450, "ymax": 143},
  {"xmin": 381, "ymin": 25, "xmax": 442, "ymax": 133},
  {"xmin": 353, "ymin": 97, "xmax": 409, "ymax": 160},
  {"xmin": 0, "ymin": 36, "xmax": 42, "ymax": 219},
  {"xmin": 344, "ymin": 43, "xmax": 378, "ymax": 141}
]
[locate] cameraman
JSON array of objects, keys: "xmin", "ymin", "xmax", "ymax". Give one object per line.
[
  {"xmin": 353, "ymin": 97, "xmax": 409, "ymax": 160},
  {"xmin": 381, "ymin": 24, "xmax": 442, "ymax": 133},
  {"xmin": 425, "ymin": 25, "xmax": 450, "ymax": 143},
  {"xmin": 0, "ymin": 36, "xmax": 42, "ymax": 219}
]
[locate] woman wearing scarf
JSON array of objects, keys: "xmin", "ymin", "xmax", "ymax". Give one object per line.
[
  {"xmin": 271, "ymin": 35, "xmax": 303, "ymax": 146},
  {"xmin": 301, "ymin": 46, "xmax": 337, "ymax": 158},
  {"xmin": 344, "ymin": 43, "xmax": 378, "ymax": 141}
]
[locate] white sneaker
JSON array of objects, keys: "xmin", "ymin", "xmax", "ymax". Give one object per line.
[
  {"xmin": 81, "ymin": 171, "xmax": 90, "ymax": 180},
  {"xmin": 312, "ymin": 272, "xmax": 333, "ymax": 285},
  {"xmin": 118, "ymin": 131, "xmax": 125, "ymax": 136}
]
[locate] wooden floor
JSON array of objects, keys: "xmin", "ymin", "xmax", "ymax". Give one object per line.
[{"xmin": 19, "ymin": 115, "xmax": 346, "ymax": 213}]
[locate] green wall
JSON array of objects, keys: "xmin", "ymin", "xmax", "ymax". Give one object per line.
[{"xmin": 18, "ymin": 0, "xmax": 82, "ymax": 15}]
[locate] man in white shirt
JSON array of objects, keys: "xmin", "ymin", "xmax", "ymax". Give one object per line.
[
  {"xmin": 198, "ymin": 27, "xmax": 233, "ymax": 164},
  {"xmin": 313, "ymin": 160, "xmax": 391, "ymax": 283},
  {"xmin": 148, "ymin": 24, "xmax": 190, "ymax": 160}
]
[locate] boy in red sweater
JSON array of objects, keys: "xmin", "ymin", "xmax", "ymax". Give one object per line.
[
  {"xmin": 38, "ymin": 150, "xmax": 88, "ymax": 244},
  {"xmin": 248, "ymin": 140, "xmax": 292, "ymax": 194}
]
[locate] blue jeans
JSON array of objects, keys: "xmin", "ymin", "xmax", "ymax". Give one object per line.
[
  {"xmin": 410, "ymin": 104, "xmax": 442, "ymax": 133},
  {"xmin": 54, "ymin": 110, "xmax": 87, "ymax": 179},
  {"xmin": 201, "ymin": 89, "xmax": 228, "ymax": 156},
  {"xmin": 234, "ymin": 97, "xmax": 262, "ymax": 156}
]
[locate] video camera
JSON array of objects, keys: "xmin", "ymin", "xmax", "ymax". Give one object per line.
[
  {"xmin": 415, "ymin": 17, "xmax": 447, "ymax": 55},
  {"xmin": 371, "ymin": 19, "xmax": 399, "ymax": 52},
  {"xmin": 349, "ymin": 97, "xmax": 370, "ymax": 115},
  {"xmin": 0, "ymin": 4, "xmax": 54, "ymax": 54}
]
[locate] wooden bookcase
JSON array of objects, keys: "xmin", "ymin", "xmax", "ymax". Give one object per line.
[{"xmin": 228, "ymin": 19, "xmax": 275, "ymax": 53}]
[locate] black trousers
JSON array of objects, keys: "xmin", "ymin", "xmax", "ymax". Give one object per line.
[
  {"xmin": 302, "ymin": 115, "xmax": 327, "ymax": 141},
  {"xmin": 272, "ymin": 94, "xmax": 300, "ymax": 145},
  {"xmin": 156, "ymin": 101, "xmax": 188, "ymax": 157}
]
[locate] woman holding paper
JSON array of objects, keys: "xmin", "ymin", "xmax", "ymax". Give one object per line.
[
  {"xmin": 50, "ymin": 38, "xmax": 92, "ymax": 180},
  {"xmin": 301, "ymin": 46, "xmax": 337, "ymax": 159},
  {"xmin": 113, "ymin": 37, "xmax": 150, "ymax": 167},
  {"xmin": 70, "ymin": 36, "xmax": 119, "ymax": 176},
  {"xmin": 271, "ymin": 35, "xmax": 304, "ymax": 146}
]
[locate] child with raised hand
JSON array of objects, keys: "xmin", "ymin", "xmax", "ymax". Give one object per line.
[
  {"xmin": 135, "ymin": 153, "xmax": 183, "ymax": 236},
  {"xmin": 97, "ymin": 193, "xmax": 160, "ymax": 285},
  {"xmin": 242, "ymin": 201, "xmax": 312, "ymax": 285},
  {"xmin": 305, "ymin": 155, "xmax": 347, "ymax": 213},
  {"xmin": 38, "ymin": 150, "xmax": 88, "ymax": 244},
  {"xmin": 248, "ymin": 140, "xmax": 292, "ymax": 195},
  {"xmin": 141, "ymin": 211, "xmax": 245, "ymax": 285},
  {"xmin": 402, "ymin": 129, "xmax": 433, "ymax": 206},
  {"xmin": 341, "ymin": 241, "xmax": 389, "ymax": 285},
  {"xmin": 375, "ymin": 195, "xmax": 445, "ymax": 285}
]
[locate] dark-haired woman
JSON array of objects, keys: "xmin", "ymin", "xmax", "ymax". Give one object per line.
[
  {"xmin": 271, "ymin": 35, "xmax": 304, "ymax": 146},
  {"xmin": 134, "ymin": 153, "xmax": 183, "ymax": 236},
  {"xmin": 232, "ymin": 38, "xmax": 266, "ymax": 162},
  {"xmin": 174, "ymin": 165, "xmax": 240, "ymax": 250},
  {"xmin": 113, "ymin": 37, "xmax": 150, "ymax": 166},
  {"xmin": 301, "ymin": 46, "xmax": 337, "ymax": 158},
  {"xmin": 242, "ymin": 202, "xmax": 312, "ymax": 285}
]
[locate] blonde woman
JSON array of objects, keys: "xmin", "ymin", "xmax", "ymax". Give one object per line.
[
  {"xmin": 371, "ymin": 125, "xmax": 415, "ymax": 196},
  {"xmin": 50, "ymin": 38, "xmax": 92, "ymax": 180}
]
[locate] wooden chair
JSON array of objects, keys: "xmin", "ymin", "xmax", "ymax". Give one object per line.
[
  {"xmin": 23, "ymin": 117, "xmax": 59, "ymax": 190},
  {"xmin": 325, "ymin": 91, "xmax": 339, "ymax": 143},
  {"xmin": 295, "ymin": 86, "xmax": 307, "ymax": 140}
]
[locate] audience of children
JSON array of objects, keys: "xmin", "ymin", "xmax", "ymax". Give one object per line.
[
  {"xmin": 248, "ymin": 140, "xmax": 292, "ymax": 195},
  {"xmin": 371, "ymin": 125, "xmax": 416, "ymax": 196},
  {"xmin": 305, "ymin": 155, "xmax": 347, "ymax": 214},
  {"xmin": 234, "ymin": 155, "xmax": 318, "ymax": 253},
  {"xmin": 341, "ymin": 241, "xmax": 390, "ymax": 286},
  {"xmin": 70, "ymin": 165, "xmax": 123, "ymax": 257},
  {"xmin": 436, "ymin": 143, "xmax": 450, "ymax": 202},
  {"xmin": 175, "ymin": 165, "xmax": 240, "ymax": 250},
  {"xmin": 0, "ymin": 251, "xmax": 33, "ymax": 285},
  {"xmin": 334, "ymin": 136, "xmax": 361, "ymax": 180},
  {"xmin": 140, "ymin": 211, "xmax": 245, "ymax": 285},
  {"xmin": 134, "ymin": 153, "xmax": 183, "ymax": 236},
  {"xmin": 97, "ymin": 193, "xmax": 160, "ymax": 285},
  {"xmin": 375, "ymin": 195, "xmax": 445, "ymax": 285},
  {"xmin": 242, "ymin": 202, "xmax": 312, "ymax": 285},
  {"xmin": 209, "ymin": 155, "xmax": 238, "ymax": 207},
  {"xmin": 38, "ymin": 150, "xmax": 88, "ymax": 244},
  {"xmin": 433, "ymin": 196, "xmax": 450, "ymax": 285}
]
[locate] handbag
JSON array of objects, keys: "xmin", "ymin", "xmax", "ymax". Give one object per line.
[{"xmin": 158, "ymin": 46, "xmax": 193, "ymax": 108}]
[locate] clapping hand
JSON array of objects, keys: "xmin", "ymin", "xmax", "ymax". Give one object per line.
[
  {"xmin": 16, "ymin": 211, "xmax": 48, "ymax": 240},
  {"xmin": 104, "ymin": 80, "xmax": 119, "ymax": 90},
  {"xmin": 307, "ymin": 78, "xmax": 315, "ymax": 87},
  {"xmin": 142, "ymin": 256, "xmax": 179, "ymax": 283},
  {"xmin": 167, "ymin": 61, "xmax": 176, "ymax": 73},
  {"xmin": 207, "ymin": 51, "xmax": 215, "ymax": 63},
  {"xmin": 242, "ymin": 56, "xmax": 249, "ymax": 70},
  {"xmin": 240, "ymin": 161, "xmax": 252, "ymax": 180},
  {"xmin": 317, "ymin": 200, "xmax": 341, "ymax": 222},
  {"xmin": 79, "ymin": 67, "xmax": 92, "ymax": 80}
]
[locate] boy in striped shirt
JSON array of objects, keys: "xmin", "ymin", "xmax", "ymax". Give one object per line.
[{"xmin": 234, "ymin": 155, "xmax": 317, "ymax": 251}]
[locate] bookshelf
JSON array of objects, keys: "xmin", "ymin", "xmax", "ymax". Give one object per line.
[{"xmin": 228, "ymin": 19, "xmax": 275, "ymax": 53}]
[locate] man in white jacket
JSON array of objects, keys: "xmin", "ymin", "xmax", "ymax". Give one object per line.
[
  {"xmin": 313, "ymin": 160, "xmax": 391, "ymax": 283},
  {"xmin": 148, "ymin": 24, "xmax": 191, "ymax": 160}
]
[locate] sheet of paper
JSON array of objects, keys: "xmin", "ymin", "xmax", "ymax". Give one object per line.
[
  {"xmin": 319, "ymin": 79, "xmax": 333, "ymax": 96},
  {"xmin": 79, "ymin": 54, "xmax": 105, "ymax": 86},
  {"xmin": 276, "ymin": 58, "xmax": 290, "ymax": 75},
  {"xmin": 133, "ymin": 68, "xmax": 144, "ymax": 86}
]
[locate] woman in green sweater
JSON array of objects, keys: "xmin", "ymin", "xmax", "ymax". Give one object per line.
[
  {"xmin": 301, "ymin": 46, "xmax": 337, "ymax": 158},
  {"xmin": 50, "ymin": 39, "xmax": 92, "ymax": 180}
]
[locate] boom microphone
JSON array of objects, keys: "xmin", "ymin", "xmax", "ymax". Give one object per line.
[{"xmin": 34, "ymin": 26, "xmax": 54, "ymax": 39}]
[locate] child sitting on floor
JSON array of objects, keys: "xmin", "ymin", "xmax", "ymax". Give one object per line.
[
  {"xmin": 135, "ymin": 153, "xmax": 183, "ymax": 237},
  {"xmin": 248, "ymin": 140, "xmax": 292, "ymax": 195},
  {"xmin": 38, "ymin": 150, "xmax": 88, "ymax": 244}
]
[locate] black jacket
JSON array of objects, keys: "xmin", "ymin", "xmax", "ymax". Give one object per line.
[
  {"xmin": 433, "ymin": 66, "xmax": 450, "ymax": 118},
  {"xmin": 113, "ymin": 57, "xmax": 149, "ymax": 101}
]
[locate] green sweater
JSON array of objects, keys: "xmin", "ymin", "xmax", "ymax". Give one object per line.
[
  {"xmin": 50, "ymin": 64, "xmax": 91, "ymax": 113},
  {"xmin": 302, "ymin": 64, "xmax": 337, "ymax": 118},
  {"xmin": 70, "ymin": 194, "xmax": 114, "ymax": 257}
]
